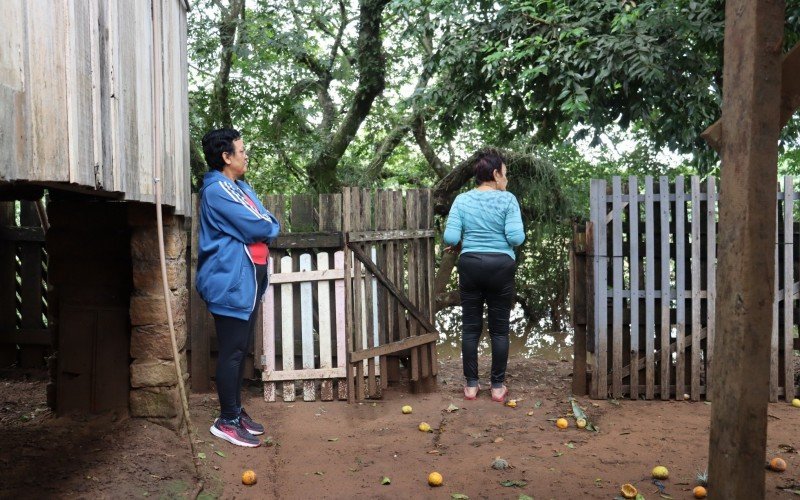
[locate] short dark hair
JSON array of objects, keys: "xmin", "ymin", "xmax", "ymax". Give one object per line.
[
  {"xmin": 473, "ymin": 150, "xmax": 505, "ymax": 185},
  {"xmin": 202, "ymin": 128, "xmax": 241, "ymax": 171}
]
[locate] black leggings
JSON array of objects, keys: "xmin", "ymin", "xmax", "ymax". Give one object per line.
[
  {"xmin": 213, "ymin": 263, "xmax": 269, "ymax": 421},
  {"xmin": 457, "ymin": 252, "xmax": 516, "ymax": 388}
]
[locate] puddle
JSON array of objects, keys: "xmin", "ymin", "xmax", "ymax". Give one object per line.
[{"xmin": 436, "ymin": 305, "xmax": 573, "ymax": 361}]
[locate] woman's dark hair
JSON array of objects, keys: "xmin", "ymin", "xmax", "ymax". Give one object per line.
[
  {"xmin": 473, "ymin": 151, "xmax": 505, "ymax": 185},
  {"xmin": 202, "ymin": 128, "xmax": 241, "ymax": 171}
]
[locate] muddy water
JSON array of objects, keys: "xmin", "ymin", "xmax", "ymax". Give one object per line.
[{"xmin": 435, "ymin": 305, "xmax": 573, "ymax": 361}]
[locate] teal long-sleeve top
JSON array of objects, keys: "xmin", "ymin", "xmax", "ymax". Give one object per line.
[{"xmin": 443, "ymin": 189, "xmax": 525, "ymax": 259}]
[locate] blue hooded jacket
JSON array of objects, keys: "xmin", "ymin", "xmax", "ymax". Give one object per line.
[{"xmin": 196, "ymin": 170, "xmax": 280, "ymax": 320}]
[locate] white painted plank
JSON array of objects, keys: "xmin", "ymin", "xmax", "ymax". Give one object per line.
[
  {"xmin": 300, "ymin": 253, "xmax": 315, "ymax": 401},
  {"xmin": 644, "ymin": 176, "xmax": 655, "ymax": 399},
  {"xmin": 628, "ymin": 176, "xmax": 639, "ymax": 399},
  {"xmin": 317, "ymin": 253, "xmax": 333, "ymax": 369},
  {"xmin": 317, "ymin": 252, "xmax": 334, "ymax": 401},
  {"xmin": 263, "ymin": 257, "xmax": 276, "ymax": 401},
  {"xmin": 280, "ymin": 256, "xmax": 295, "ymax": 402}
]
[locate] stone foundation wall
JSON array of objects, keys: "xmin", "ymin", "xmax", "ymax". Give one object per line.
[{"xmin": 127, "ymin": 204, "xmax": 189, "ymax": 430}]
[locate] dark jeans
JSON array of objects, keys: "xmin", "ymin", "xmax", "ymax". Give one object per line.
[
  {"xmin": 213, "ymin": 263, "xmax": 270, "ymax": 421},
  {"xmin": 458, "ymin": 252, "xmax": 516, "ymax": 388}
]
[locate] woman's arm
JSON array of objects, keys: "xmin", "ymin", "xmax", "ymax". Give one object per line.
[
  {"xmin": 203, "ymin": 182, "xmax": 279, "ymax": 243},
  {"xmin": 504, "ymin": 196, "xmax": 525, "ymax": 247},
  {"xmin": 443, "ymin": 198, "xmax": 463, "ymax": 246}
]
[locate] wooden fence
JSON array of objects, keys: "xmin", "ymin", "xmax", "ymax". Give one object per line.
[
  {"xmin": 0, "ymin": 200, "xmax": 49, "ymax": 369},
  {"xmin": 189, "ymin": 188, "xmax": 438, "ymax": 402},
  {"xmin": 571, "ymin": 176, "xmax": 800, "ymax": 402}
]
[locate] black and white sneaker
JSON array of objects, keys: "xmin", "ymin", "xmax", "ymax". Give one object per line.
[
  {"xmin": 209, "ymin": 418, "xmax": 261, "ymax": 447},
  {"xmin": 239, "ymin": 408, "xmax": 265, "ymax": 436}
]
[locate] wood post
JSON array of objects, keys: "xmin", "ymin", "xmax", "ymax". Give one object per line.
[{"xmin": 707, "ymin": 2, "xmax": 785, "ymax": 498}]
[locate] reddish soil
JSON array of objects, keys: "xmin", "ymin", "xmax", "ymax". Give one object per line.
[{"xmin": 2, "ymin": 357, "xmax": 799, "ymax": 499}]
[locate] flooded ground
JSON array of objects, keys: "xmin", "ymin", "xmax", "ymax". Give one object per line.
[{"xmin": 435, "ymin": 306, "xmax": 573, "ymax": 361}]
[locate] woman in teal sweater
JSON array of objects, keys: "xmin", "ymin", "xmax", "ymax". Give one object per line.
[{"xmin": 443, "ymin": 151, "xmax": 525, "ymax": 402}]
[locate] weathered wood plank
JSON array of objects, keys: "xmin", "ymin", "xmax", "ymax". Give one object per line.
[
  {"xmin": 691, "ymin": 176, "xmax": 702, "ymax": 401},
  {"xmin": 347, "ymin": 229, "xmax": 434, "ymax": 242},
  {"xmin": 362, "ymin": 190, "xmax": 378, "ymax": 398},
  {"xmin": 269, "ymin": 232, "xmax": 342, "ymax": 249},
  {"xmin": 771, "ymin": 184, "xmax": 780, "ymax": 402},
  {"xmin": 591, "ymin": 179, "xmax": 609, "ymax": 398},
  {"xmin": 783, "ymin": 176, "xmax": 795, "ymax": 402},
  {"xmin": 611, "ymin": 177, "xmax": 623, "ymax": 398},
  {"xmin": 706, "ymin": 177, "xmax": 717, "ymax": 398},
  {"xmin": 674, "ymin": 176, "xmax": 686, "ymax": 400},
  {"xmin": 628, "ymin": 176, "xmax": 639, "ymax": 399},
  {"xmin": 659, "ymin": 177, "xmax": 671, "ymax": 400},
  {"xmin": 350, "ymin": 333, "xmax": 438, "ymax": 363},
  {"xmin": 644, "ymin": 176, "xmax": 656, "ymax": 399},
  {"xmin": 342, "ymin": 188, "xmax": 356, "ymax": 402},
  {"xmin": 423, "ymin": 190, "xmax": 438, "ymax": 380}
]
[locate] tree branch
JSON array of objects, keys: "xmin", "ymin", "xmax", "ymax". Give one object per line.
[
  {"xmin": 211, "ymin": 0, "xmax": 245, "ymax": 128},
  {"xmin": 412, "ymin": 115, "xmax": 449, "ymax": 179},
  {"xmin": 364, "ymin": 121, "xmax": 412, "ymax": 181},
  {"xmin": 305, "ymin": 0, "xmax": 390, "ymax": 192}
]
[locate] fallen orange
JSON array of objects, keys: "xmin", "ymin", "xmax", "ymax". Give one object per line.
[
  {"xmin": 769, "ymin": 457, "xmax": 787, "ymax": 472},
  {"xmin": 556, "ymin": 418, "xmax": 569, "ymax": 429},
  {"xmin": 620, "ymin": 483, "xmax": 638, "ymax": 499},
  {"xmin": 242, "ymin": 470, "xmax": 257, "ymax": 485},
  {"xmin": 693, "ymin": 485, "xmax": 707, "ymax": 498},
  {"xmin": 428, "ymin": 471, "xmax": 443, "ymax": 486}
]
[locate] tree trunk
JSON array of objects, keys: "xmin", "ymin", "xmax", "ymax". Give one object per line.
[{"xmin": 305, "ymin": 0, "xmax": 390, "ymax": 193}]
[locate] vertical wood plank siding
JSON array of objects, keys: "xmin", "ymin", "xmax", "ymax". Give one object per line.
[{"xmin": 0, "ymin": 1, "xmax": 191, "ymax": 214}]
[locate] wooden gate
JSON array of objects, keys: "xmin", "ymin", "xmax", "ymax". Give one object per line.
[
  {"xmin": 571, "ymin": 176, "xmax": 799, "ymax": 402},
  {"xmin": 189, "ymin": 189, "xmax": 438, "ymax": 402}
]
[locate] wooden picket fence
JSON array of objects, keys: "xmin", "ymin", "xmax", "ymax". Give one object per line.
[
  {"xmin": 189, "ymin": 188, "xmax": 438, "ymax": 402},
  {"xmin": 570, "ymin": 176, "xmax": 800, "ymax": 402},
  {"xmin": 0, "ymin": 200, "xmax": 50, "ymax": 369}
]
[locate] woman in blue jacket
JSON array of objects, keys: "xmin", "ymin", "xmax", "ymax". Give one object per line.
[
  {"xmin": 443, "ymin": 151, "xmax": 525, "ymax": 403},
  {"xmin": 196, "ymin": 128, "xmax": 280, "ymax": 447}
]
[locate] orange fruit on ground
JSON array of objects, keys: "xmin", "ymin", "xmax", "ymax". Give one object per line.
[
  {"xmin": 693, "ymin": 485, "xmax": 707, "ymax": 498},
  {"xmin": 769, "ymin": 457, "xmax": 787, "ymax": 472},
  {"xmin": 620, "ymin": 483, "xmax": 638, "ymax": 498},
  {"xmin": 556, "ymin": 418, "xmax": 569, "ymax": 429},
  {"xmin": 428, "ymin": 471, "xmax": 443, "ymax": 486},
  {"xmin": 242, "ymin": 470, "xmax": 257, "ymax": 485}
]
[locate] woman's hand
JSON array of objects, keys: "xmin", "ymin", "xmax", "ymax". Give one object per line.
[{"xmin": 444, "ymin": 243, "xmax": 462, "ymax": 255}]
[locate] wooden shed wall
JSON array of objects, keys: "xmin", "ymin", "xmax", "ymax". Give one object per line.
[{"xmin": 0, "ymin": 0, "xmax": 190, "ymax": 215}]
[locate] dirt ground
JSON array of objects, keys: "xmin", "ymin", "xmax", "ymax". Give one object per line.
[{"xmin": 2, "ymin": 356, "xmax": 800, "ymax": 499}]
